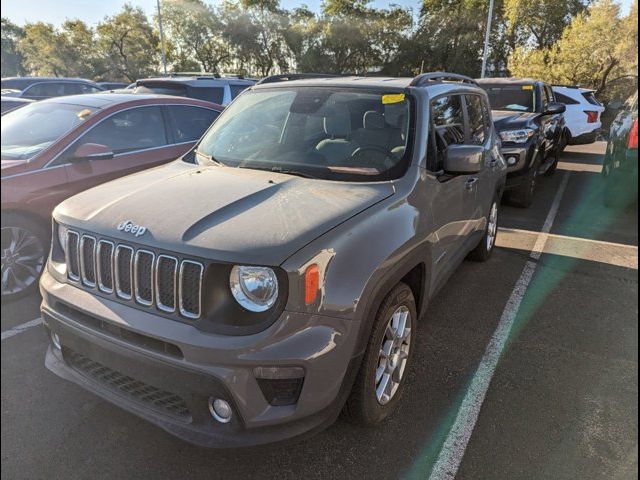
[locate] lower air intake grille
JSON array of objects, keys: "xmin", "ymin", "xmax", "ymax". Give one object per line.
[{"xmin": 64, "ymin": 348, "xmax": 190, "ymax": 419}]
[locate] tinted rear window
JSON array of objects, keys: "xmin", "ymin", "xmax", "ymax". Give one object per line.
[
  {"xmin": 230, "ymin": 84, "xmax": 249, "ymax": 99},
  {"xmin": 134, "ymin": 84, "xmax": 187, "ymax": 97},
  {"xmin": 582, "ymin": 92, "xmax": 602, "ymax": 106},
  {"xmin": 554, "ymin": 92, "xmax": 580, "ymax": 105},
  {"xmin": 190, "ymin": 87, "xmax": 224, "ymax": 104}
]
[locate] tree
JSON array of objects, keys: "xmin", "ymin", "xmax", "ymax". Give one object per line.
[
  {"xmin": 504, "ymin": 0, "xmax": 590, "ymax": 49},
  {"xmin": 160, "ymin": 0, "xmax": 230, "ymax": 73},
  {"xmin": 1, "ymin": 18, "xmax": 26, "ymax": 77},
  {"xmin": 509, "ymin": 0, "xmax": 638, "ymax": 96},
  {"xmin": 17, "ymin": 21, "xmax": 100, "ymax": 77},
  {"xmin": 96, "ymin": 5, "xmax": 160, "ymax": 81}
]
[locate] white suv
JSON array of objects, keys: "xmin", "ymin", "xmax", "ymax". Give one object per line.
[{"xmin": 553, "ymin": 85, "xmax": 605, "ymax": 145}]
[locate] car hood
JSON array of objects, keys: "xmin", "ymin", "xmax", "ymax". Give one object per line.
[
  {"xmin": 54, "ymin": 161, "xmax": 395, "ymax": 266},
  {"xmin": 491, "ymin": 110, "xmax": 539, "ymax": 131}
]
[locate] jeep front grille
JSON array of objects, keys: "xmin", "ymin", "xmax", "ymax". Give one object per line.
[{"xmin": 66, "ymin": 231, "xmax": 203, "ymax": 319}]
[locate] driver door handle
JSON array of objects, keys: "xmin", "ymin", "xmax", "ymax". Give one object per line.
[{"xmin": 465, "ymin": 177, "xmax": 479, "ymax": 190}]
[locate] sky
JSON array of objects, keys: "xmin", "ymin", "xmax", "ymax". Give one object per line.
[{"xmin": 3, "ymin": 0, "xmax": 633, "ymax": 27}]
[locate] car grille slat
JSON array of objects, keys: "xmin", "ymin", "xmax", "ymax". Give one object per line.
[
  {"xmin": 79, "ymin": 235, "xmax": 96, "ymax": 287},
  {"xmin": 179, "ymin": 260, "xmax": 203, "ymax": 319},
  {"xmin": 66, "ymin": 230, "xmax": 203, "ymax": 320},
  {"xmin": 66, "ymin": 231, "xmax": 80, "ymax": 281},
  {"xmin": 96, "ymin": 240, "xmax": 114, "ymax": 293},
  {"xmin": 134, "ymin": 250, "xmax": 155, "ymax": 306}
]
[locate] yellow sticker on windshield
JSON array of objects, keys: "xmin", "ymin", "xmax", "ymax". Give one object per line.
[
  {"xmin": 76, "ymin": 108, "xmax": 93, "ymax": 119},
  {"xmin": 522, "ymin": 85, "xmax": 534, "ymax": 90},
  {"xmin": 382, "ymin": 93, "xmax": 406, "ymax": 104}
]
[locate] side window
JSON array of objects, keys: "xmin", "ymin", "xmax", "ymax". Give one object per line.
[
  {"xmin": 66, "ymin": 106, "xmax": 167, "ymax": 158},
  {"xmin": 465, "ymin": 95, "xmax": 489, "ymax": 145},
  {"xmin": 63, "ymin": 83, "xmax": 85, "ymax": 95},
  {"xmin": 429, "ymin": 95, "xmax": 465, "ymax": 171},
  {"xmin": 230, "ymin": 84, "xmax": 249, "ymax": 99},
  {"xmin": 540, "ymin": 86, "xmax": 550, "ymax": 109},
  {"xmin": 431, "ymin": 95, "xmax": 465, "ymax": 146},
  {"xmin": 545, "ymin": 86, "xmax": 556, "ymax": 102},
  {"xmin": 167, "ymin": 105, "xmax": 220, "ymax": 143},
  {"xmin": 24, "ymin": 82, "xmax": 64, "ymax": 98}
]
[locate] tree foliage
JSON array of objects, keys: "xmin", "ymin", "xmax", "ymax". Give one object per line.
[
  {"xmin": 1, "ymin": 0, "xmax": 636, "ymax": 100},
  {"xmin": 509, "ymin": 0, "xmax": 638, "ymax": 97}
]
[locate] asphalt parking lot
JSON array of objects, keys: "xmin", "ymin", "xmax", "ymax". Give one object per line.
[{"xmin": 1, "ymin": 142, "xmax": 637, "ymax": 480}]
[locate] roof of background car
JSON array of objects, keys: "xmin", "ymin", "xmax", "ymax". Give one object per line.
[
  {"xmin": 1, "ymin": 76, "xmax": 101, "ymax": 85},
  {"xmin": 476, "ymin": 77, "xmax": 540, "ymax": 86},
  {"xmin": 137, "ymin": 76, "xmax": 256, "ymax": 85},
  {"xmin": 251, "ymin": 76, "xmax": 484, "ymax": 95},
  {"xmin": 36, "ymin": 93, "xmax": 222, "ymax": 109},
  {"xmin": 0, "ymin": 96, "xmax": 34, "ymax": 103}
]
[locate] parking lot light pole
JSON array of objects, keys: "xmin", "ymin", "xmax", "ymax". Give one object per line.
[
  {"xmin": 157, "ymin": 0, "xmax": 168, "ymax": 76},
  {"xmin": 481, "ymin": 0, "xmax": 495, "ymax": 78}
]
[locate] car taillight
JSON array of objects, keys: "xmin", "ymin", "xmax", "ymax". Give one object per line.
[
  {"xmin": 585, "ymin": 111, "xmax": 599, "ymax": 123},
  {"xmin": 628, "ymin": 118, "xmax": 638, "ymax": 150}
]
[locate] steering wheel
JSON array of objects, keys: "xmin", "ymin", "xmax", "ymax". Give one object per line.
[{"xmin": 350, "ymin": 146, "xmax": 391, "ymax": 165}]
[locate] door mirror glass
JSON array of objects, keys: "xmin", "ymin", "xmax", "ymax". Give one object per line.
[
  {"xmin": 71, "ymin": 143, "xmax": 114, "ymax": 162},
  {"xmin": 443, "ymin": 145, "xmax": 483, "ymax": 174},
  {"xmin": 544, "ymin": 102, "xmax": 566, "ymax": 115}
]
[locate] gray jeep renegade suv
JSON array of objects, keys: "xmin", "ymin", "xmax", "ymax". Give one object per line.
[{"xmin": 41, "ymin": 72, "xmax": 506, "ymax": 447}]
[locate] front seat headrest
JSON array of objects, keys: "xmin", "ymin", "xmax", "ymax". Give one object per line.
[{"xmin": 363, "ymin": 110, "xmax": 386, "ymax": 130}]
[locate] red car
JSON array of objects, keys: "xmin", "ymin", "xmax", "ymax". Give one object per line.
[{"xmin": 1, "ymin": 93, "xmax": 222, "ymax": 300}]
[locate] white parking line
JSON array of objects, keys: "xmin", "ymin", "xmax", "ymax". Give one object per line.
[
  {"xmin": 1, "ymin": 317, "xmax": 43, "ymax": 342},
  {"xmin": 428, "ymin": 172, "xmax": 571, "ymax": 480}
]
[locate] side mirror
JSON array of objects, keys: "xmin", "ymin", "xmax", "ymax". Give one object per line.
[
  {"xmin": 70, "ymin": 143, "xmax": 114, "ymax": 162},
  {"xmin": 544, "ymin": 102, "xmax": 566, "ymax": 115},
  {"xmin": 443, "ymin": 145, "xmax": 483, "ymax": 174}
]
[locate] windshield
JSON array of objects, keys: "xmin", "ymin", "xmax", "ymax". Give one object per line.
[
  {"xmin": 1, "ymin": 102, "xmax": 96, "ymax": 160},
  {"xmin": 482, "ymin": 85, "xmax": 536, "ymax": 112},
  {"xmin": 195, "ymin": 87, "xmax": 412, "ymax": 181}
]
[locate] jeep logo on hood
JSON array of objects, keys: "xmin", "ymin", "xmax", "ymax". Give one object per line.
[{"xmin": 117, "ymin": 220, "xmax": 147, "ymax": 237}]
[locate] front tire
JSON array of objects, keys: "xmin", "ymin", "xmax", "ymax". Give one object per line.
[
  {"xmin": 509, "ymin": 161, "xmax": 538, "ymax": 208},
  {"xmin": 345, "ymin": 282, "xmax": 417, "ymax": 425},
  {"xmin": 1, "ymin": 212, "xmax": 49, "ymax": 302}
]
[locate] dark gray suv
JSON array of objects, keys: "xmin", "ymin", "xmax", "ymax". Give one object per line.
[{"xmin": 41, "ymin": 73, "xmax": 507, "ymax": 447}]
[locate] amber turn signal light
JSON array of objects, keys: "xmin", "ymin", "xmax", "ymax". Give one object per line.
[{"xmin": 304, "ymin": 264, "xmax": 320, "ymax": 304}]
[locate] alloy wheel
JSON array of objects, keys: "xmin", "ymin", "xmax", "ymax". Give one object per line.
[
  {"xmin": 1, "ymin": 226, "xmax": 45, "ymax": 296},
  {"xmin": 375, "ymin": 305, "xmax": 412, "ymax": 405},
  {"xmin": 486, "ymin": 202, "xmax": 498, "ymax": 251}
]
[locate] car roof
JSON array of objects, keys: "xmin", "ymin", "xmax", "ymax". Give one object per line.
[
  {"xmin": 0, "ymin": 95, "xmax": 34, "ymax": 103},
  {"xmin": 138, "ymin": 76, "xmax": 256, "ymax": 86},
  {"xmin": 552, "ymin": 85, "xmax": 596, "ymax": 93},
  {"xmin": 251, "ymin": 76, "xmax": 484, "ymax": 97},
  {"xmin": 476, "ymin": 77, "xmax": 540, "ymax": 86},
  {"xmin": 1, "ymin": 76, "xmax": 99, "ymax": 84},
  {"xmin": 36, "ymin": 93, "xmax": 221, "ymax": 109}
]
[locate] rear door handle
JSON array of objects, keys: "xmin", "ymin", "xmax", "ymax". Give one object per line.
[{"xmin": 465, "ymin": 177, "xmax": 479, "ymax": 190}]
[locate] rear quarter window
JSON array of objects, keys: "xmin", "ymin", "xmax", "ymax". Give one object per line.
[{"xmin": 554, "ymin": 92, "xmax": 580, "ymax": 105}]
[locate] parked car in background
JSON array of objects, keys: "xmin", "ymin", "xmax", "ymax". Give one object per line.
[
  {"xmin": 602, "ymin": 91, "xmax": 638, "ymax": 208},
  {"xmin": 41, "ymin": 73, "xmax": 506, "ymax": 447},
  {"xmin": 1, "ymin": 77, "xmax": 105, "ymax": 100},
  {"xmin": 477, "ymin": 77, "xmax": 566, "ymax": 208},
  {"xmin": 1, "ymin": 94, "xmax": 222, "ymax": 300},
  {"xmin": 552, "ymin": 85, "xmax": 604, "ymax": 145},
  {"xmin": 1, "ymin": 95, "xmax": 34, "ymax": 114},
  {"xmin": 97, "ymin": 81, "xmax": 130, "ymax": 91},
  {"xmin": 132, "ymin": 74, "xmax": 255, "ymax": 105}
]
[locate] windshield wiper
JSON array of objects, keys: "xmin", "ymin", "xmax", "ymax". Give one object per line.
[
  {"xmin": 242, "ymin": 165, "xmax": 318, "ymax": 179},
  {"xmin": 195, "ymin": 150, "xmax": 223, "ymax": 166}
]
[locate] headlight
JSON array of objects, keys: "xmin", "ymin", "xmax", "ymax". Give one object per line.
[
  {"xmin": 230, "ymin": 266, "xmax": 279, "ymax": 312},
  {"xmin": 499, "ymin": 129, "xmax": 535, "ymax": 144},
  {"xmin": 57, "ymin": 224, "xmax": 69, "ymax": 255}
]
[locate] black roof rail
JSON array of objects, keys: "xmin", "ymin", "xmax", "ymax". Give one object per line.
[
  {"xmin": 256, "ymin": 73, "xmax": 342, "ymax": 85},
  {"xmin": 410, "ymin": 72, "xmax": 477, "ymax": 87}
]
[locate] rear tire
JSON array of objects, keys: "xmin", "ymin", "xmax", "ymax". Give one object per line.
[
  {"xmin": 468, "ymin": 198, "xmax": 499, "ymax": 262},
  {"xmin": 345, "ymin": 283, "xmax": 417, "ymax": 425},
  {"xmin": 1, "ymin": 212, "xmax": 49, "ymax": 302}
]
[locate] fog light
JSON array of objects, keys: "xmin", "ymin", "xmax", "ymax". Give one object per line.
[
  {"xmin": 50, "ymin": 331, "xmax": 62, "ymax": 350},
  {"xmin": 209, "ymin": 398, "xmax": 232, "ymax": 423},
  {"xmin": 507, "ymin": 156, "xmax": 518, "ymax": 166}
]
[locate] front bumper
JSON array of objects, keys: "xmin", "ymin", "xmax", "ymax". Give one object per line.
[{"xmin": 40, "ymin": 269, "xmax": 361, "ymax": 447}]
